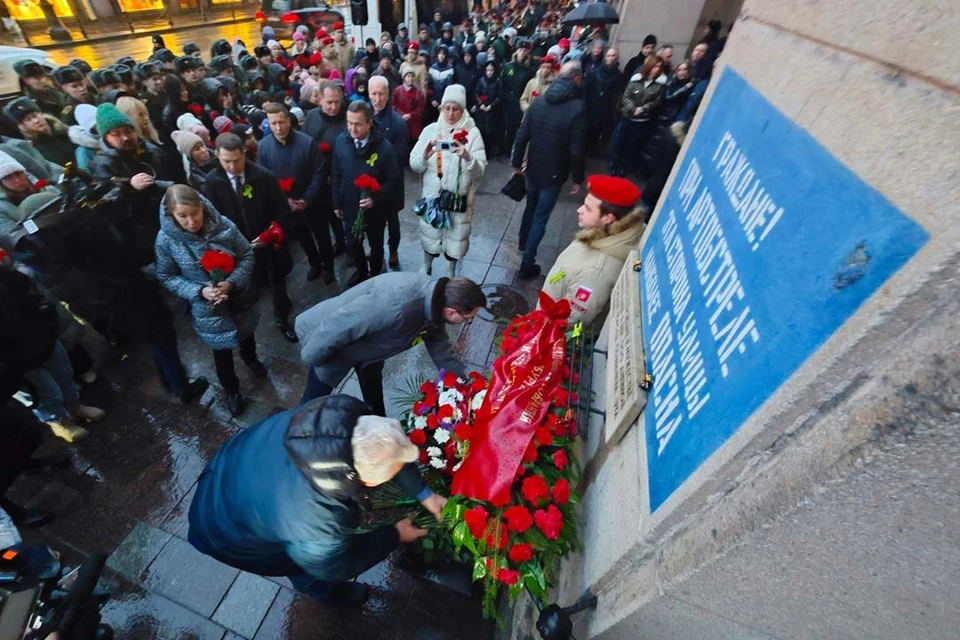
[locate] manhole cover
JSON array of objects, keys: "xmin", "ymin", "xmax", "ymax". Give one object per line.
[{"xmin": 478, "ymin": 284, "xmax": 532, "ymax": 321}]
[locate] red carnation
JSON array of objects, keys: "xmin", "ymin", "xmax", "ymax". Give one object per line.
[
  {"xmin": 497, "ymin": 569, "xmax": 521, "ymax": 586},
  {"xmin": 534, "ymin": 504, "xmax": 563, "ymax": 540},
  {"xmin": 199, "ymin": 250, "xmax": 235, "ymax": 285},
  {"xmin": 508, "ymin": 543, "xmax": 534, "ymax": 564},
  {"xmin": 468, "ymin": 371, "xmax": 487, "ymax": 391},
  {"xmin": 409, "ymin": 429, "xmax": 427, "ymax": 446},
  {"xmin": 454, "ymin": 423, "xmax": 472, "ymax": 441},
  {"xmin": 464, "ymin": 506, "xmax": 488, "ymax": 540},
  {"xmin": 522, "ymin": 441, "xmax": 539, "ymax": 463},
  {"xmin": 426, "ymin": 414, "xmax": 440, "ymax": 430},
  {"xmin": 437, "ymin": 404, "xmax": 454, "ymax": 420},
  {"xmin": 503, "ymin": 505, "xmax": 533, "ymax": 533},
  {"xmin": 277, "ymin": 177, "xmax": 295, "ymax": 193},
  {"xmin": 418, "ymin": 449, "xmax": 429, "ymax": 464},
  {"xmin": 187, "ymin": 103, "xmax": 203, "ymax": 116},
  {"xmin": 419, "ymin": 381, "xmax": 435, "ymax": 394},
  {"xmin": 535, "ymin": 426, "xmax": 553, "ymax": 447},
  {"xmin": 33, "ymin": 179, "xmax": 49, "ymax": 189},
  {"xmin": 353, "ymin": 174, "xmax": 382, "ymax": 192},
  {"xmin": 319, "ymin": 141, "xmax": 332, "ymax": 153},
  {"xmin": 553, "ymin": 449, "xmax": 568, "ymax": 471},
  {"xmin": 453, "ymin": 129, "xmax": 469, "ymax": 144},
  {"xmin": 485, "ymin": 525, "xmax": 507, "ymax": 550},
  {"xmin": 521, "ymin": 475, "xmax": 550, "ymax": 506},
  {"xmin": 552, "ymin": 478, "xmax": 571, "ymax": 505},
  {"xmin": 255, "ymin": 221, "xmax": 285, "ymax": 250},
  {"xmin": 442, "ymin": 371, "xmax": 459, "ymax": 387}
]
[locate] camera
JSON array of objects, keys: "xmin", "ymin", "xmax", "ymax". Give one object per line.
[
  {"xmin": 0, "ymin": 547, "xmax": 112, "ymax": 640},
  {"xmin": 437, "ymin": 140, "xmax": 455, "ymax": 151}
]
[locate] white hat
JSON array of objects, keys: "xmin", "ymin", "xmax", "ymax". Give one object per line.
[
  {"xmin": 75, "ymin": 103, "xmax": 97, "ymax": 134},
  {"xmin": 176, "ymin": 112, "xmax": 204, "ymax": 132},
  {"xmin": 474, "ymin": 30, "xmax": 486, "ymax": 42},
  {"xmin": 0, "ymin": 150, "xmax": 26, "ymax": 180},
  {"xmin": 441, "ymin": 84, "xmax": 467, "ymax": 109},
  {"xmin": 267, "ymin": 39, "xmax": 281, "ymax": 49},
  {"xmin": 289, "ymin": 106, "xmax": 305, "ymax": 123}
]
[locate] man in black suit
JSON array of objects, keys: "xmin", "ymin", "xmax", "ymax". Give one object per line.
[{"xmin": 203, "ymin": 133, "xmax": 299, "ymax": 343}]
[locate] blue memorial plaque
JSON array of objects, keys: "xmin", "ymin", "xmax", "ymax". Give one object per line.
[{"xmin": 640, "ymin": 68, "xmax": 929, "ymax": 511}]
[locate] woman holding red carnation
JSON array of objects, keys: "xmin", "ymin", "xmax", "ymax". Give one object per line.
[
  {"xmin": 155, "ymin": 185, "xmax": 265, "ymax": 416},
  {"xmin": 409, "ymin": 84, "xmax": 487, "ymax": 278}
]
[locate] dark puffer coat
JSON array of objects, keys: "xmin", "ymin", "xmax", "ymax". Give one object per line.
[
  {"xmin": 187, "ymin": 395, "xmax": 427, "ymax": 581},
  {"xmin": 511, "ymin": 77, "xmax": 586, "ymax": 187}
]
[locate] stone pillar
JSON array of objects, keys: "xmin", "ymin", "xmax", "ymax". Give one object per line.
[{"xmin": 546, "ymin": 0, "xmax": 960, "ymax": 638}]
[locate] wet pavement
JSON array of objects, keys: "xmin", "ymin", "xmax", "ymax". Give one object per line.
[{"xmin": 9, "ymin": 157, "xmax": 587, "ymax": 639}]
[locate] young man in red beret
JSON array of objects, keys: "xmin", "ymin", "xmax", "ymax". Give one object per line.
[
  {"xmin": 332, "ymin": 21, "xmax": 355, "ymax": 77},
  {"xmin": 541, "ymin": 175, "xmax": 645, "ymax": 325}
]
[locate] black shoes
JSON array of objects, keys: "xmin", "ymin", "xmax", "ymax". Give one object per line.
[
  {"xmin": 177, "ymin": 377, "xmax": 209, "ymax": 405},
  {"xmin": 325, "ymin": 581, "xmax": 370, "ymax": 606},
  {"xmin": 243, "ymin": 358, "xmax": 268, "ymax": 378},
  {"xmin": 388, "ymin": 249, "xmax": 400, "ymax": 269},
  {"xmin": 518, "ymin": 263, "xmax": 542, "ymax": 280},
  {"xmin": 226, "ymin": 392, "xmax": 245, "ymax": 416},
  {"xmin": 275, "ymin": 322, "xmax": 299, "ymax": 343}
]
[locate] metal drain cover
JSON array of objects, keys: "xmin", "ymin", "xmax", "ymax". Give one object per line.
[{"xmin": 478, "ymin": 284, "xmax": 532, "ymax": 321}]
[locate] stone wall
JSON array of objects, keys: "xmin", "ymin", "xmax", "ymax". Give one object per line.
[{"xmin": 562, "ymin": 0, "xmax": 960, "ymax": 637}]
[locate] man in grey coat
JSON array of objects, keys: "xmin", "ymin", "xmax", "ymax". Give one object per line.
[{"xmin": 295, "ymin": 273, "xmax": 486, "ymax": 414}]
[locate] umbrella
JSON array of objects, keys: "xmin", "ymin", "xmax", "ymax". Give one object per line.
[{"xmin": 561, "ymin": 1, "xmax": 620, "ymax": 26}]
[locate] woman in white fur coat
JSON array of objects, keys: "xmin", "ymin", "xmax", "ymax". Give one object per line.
[{"xmin": 409, "ymin": 84, "xmax": 487, "ymax": 277}]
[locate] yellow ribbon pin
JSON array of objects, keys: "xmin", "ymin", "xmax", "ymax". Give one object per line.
[{"xmin": 548, "ymin": 269, "xmax": 566, "ymax": 285}]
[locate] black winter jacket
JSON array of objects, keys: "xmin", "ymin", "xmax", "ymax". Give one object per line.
[
  {"xmin": 512, "ymin": 77, "xmax": 586, "ymax": 187},
  {"xmin": 188, "ymin": 395, "xmax": 428, "ymax": 582},
  {"xmin": 256, "ymin": 130, "xmax": 324, "ymax": 208},
  {"xmin": 330, "ymin": 129, "xmax": 402, "ymax": 223}
]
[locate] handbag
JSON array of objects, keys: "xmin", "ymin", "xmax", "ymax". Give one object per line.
[
  {"xmin": 501, "ymin": 173, "xmax": 527, "ymax": 202},
  {"xmin": 436, "ymin": 188, "xmax": 467, "ymax": 213}
]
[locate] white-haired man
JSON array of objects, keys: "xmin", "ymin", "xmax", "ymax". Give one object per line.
[{"xmin": 188, "ymin": 395, "xmax": 445, "ymax": 605}]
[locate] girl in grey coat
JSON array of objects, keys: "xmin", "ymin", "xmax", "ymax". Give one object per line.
[{"xmin": 155, "ymin": 185, "xmax": 265, "ymax": 416}]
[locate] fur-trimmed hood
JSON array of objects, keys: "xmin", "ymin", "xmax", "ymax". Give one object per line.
[
  {"xmin": 20, "ymin": 114, "xmax": 68, "ymax": 142},
  {"xmin": 574, "ymin": 209, "xmax": 645, "ymax": 259}
]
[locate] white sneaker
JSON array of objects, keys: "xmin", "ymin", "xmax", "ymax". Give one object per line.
[
  {"xmin": 71, "ymin": 405, "xmax": 106, "ymax": 423},
  {"xmin": 49, "ymin": 420, "xmax": 89, "ymax": 443}
]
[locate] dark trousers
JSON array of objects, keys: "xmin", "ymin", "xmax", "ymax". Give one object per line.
[
  {"xmin": 257, "ymin": 250, "xmax": 292, "ymax": 324},
  {"xmin": 387, "ymin": 209, "xmax": 400, "ymax": 253},
  {"xmin": 148, "ymin": 318, "xmax": 189, "ymax": 397},
  {"xmin": 212, "ymin": 336, "xmax": 258, "ymax": 395},
  {"xmin": 0, "ymin": 399, "xmax": 44, "ymax": 497},
  {"xmin": 287, "ymin": 533, "xmax": 393, "ymax": 598},
  {"xmin": 608, "ymin": 119, "xmax": 653, "ymax": 177},
  {"xmin": 504, "ymin": 120, "xmax": 521, "ymax": 157},
  {"xmin": 304, "ymin": 205, "xmax": 336, "ymax": 267},
  {"xmin": 348, "ymin": 211, "xmax": 387, "ymax": 278},
  {"xmin": 289, "ymin": 223, "xmax": 322, "ymax": 268},
  {"xmin": 518, "ymin": 181, "xmax": 562, "ymax": 268},
  {"xmin": 301, "ymin": 361, "xmax": 386, "ymax": 416}
]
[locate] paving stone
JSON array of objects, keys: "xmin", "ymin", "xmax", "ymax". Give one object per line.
[
  {"xmin": 107, "ymin": 522, "xmax": 172, "ymax": 581},
  {"xmin": 253, "ymin": 586, "xmax": 408, "ymax": 640},
  {"xmin": 160, "ymin": 482, "xmax": 197, "ymax": 540},
  {"xmin": 141, "ymin": 534, "xmax": 239, "ymax": 617},
  {"xmin": 212, "ymin": 572, "xmax": 281, "ymax": 639},
  {"xmin": 99, "ymin": 578, "xmax": 228, "ymax": 640}
]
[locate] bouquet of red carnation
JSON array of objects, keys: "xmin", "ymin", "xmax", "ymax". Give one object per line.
[
  {"xmin": 351, "ymin": 174, "xmax": 381, "ymax": 238},
  {"xmin": 319, "ymin": 141, "xmax": 332, "ymax": 154},
  {"xmin": 255, "ymin": 221, "xmax": 285, "ymax": 251},
  {"xmin": 199, "ymin": 250, "xmax": 235, "ymax": 285},
  {"xmin": 453, "ymin": 129, "xmax": 469, "ymax": 145},
  {"xmin": 277, "ymin": 177, "xmax": 295, "ymax": 193}
]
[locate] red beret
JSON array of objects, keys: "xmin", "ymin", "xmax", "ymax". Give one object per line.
[
  {"xmin": 558, "ymin": 37, "xmax": 570, "ymax": 48},
  {"xmin": 408, "ymin": 41, "xmax": 420, "ymax": 50},
  {"xmin": 315, "ymin": 28, "xmax": 328, "ymax": 39},
  {"xmin": 587, "ymin": 175, "xmax": 641, "ymax": 208},
  {"xmin": 322, "ymin": 36, "xmax": 335, "ymax": 46},
  {"xmin": 540, "ymin": 54, "xmax": 556, "ymax": 65},
  {"xmin": 333, "ymin": 21, "xmax": 344, "ymax": 30},
  {"xmin": 308, "ymin": 52, "xmax": 322, "ymax": 65}
]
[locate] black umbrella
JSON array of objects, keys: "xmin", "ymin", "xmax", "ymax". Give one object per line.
[{"xmin": 561, "ymin": 0, "xmax": 620, "ymax": 26}]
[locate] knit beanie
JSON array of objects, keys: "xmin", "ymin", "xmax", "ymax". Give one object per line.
[
  {"xmin": 267, "ymin": 39, "xmax": 281, "ymax": 50},
  {"xmin": 0, "ymin": 151, "xmax": 26, "ymax": 180},
  {"xmin": 441, "ymin": 84, "xmax": 467, "ymax": 109},
  {"xmin": 213, "ymin": 115, "xmax": 233, "ymax": 135},
  {"xmin": 293, "ymin": 31, "xmax": 305, "ymax": 42},
  {"xmin": 170, "ymin": 130, "xmax": 204, "ymax": 177},
  {"xmin": 94, "ymin": 102, "xmax": 133, "ymax": 136},
  {"xmin": 177, "ymin": 112, "xmax": 204, "ymax": 132}
]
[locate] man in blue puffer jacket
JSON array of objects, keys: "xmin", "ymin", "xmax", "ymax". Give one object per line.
[{"xmin": 188, "ymin": 395, "xmax": 445, "ymax": 605}]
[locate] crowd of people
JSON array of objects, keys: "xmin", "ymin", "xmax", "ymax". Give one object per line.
[{"xmin": 0, "ymin": 0, "xmax": 730, "ymax": 610}]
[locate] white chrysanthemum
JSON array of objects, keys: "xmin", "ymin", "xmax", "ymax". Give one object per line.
[
  {"xmin": 426, "ymin": 446, "xmax": 442, "ymax": 458},
  {"xmin": 434, "ymin": 428, "xmax": 451, "ymax": 444},
  {"xmin": 439, "ymin": 389, "xmax": 463, "ymax": 405},
  {"xmin": 471, "ymin": 389, "xmax": 487, "ymax": 411},
  {"xmin": 413, "ymin": 415, "xmax": 428, "ymax": 430},
  {"xmin": 429, "ymin": 457, "xmax": 446, "ymax": 469}
]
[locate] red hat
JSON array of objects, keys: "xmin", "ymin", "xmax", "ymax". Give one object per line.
[
  {"xmin": 540, "ymin": 54, "xmax": 556, "ymax": 65},
  {"xmin": 587, "ymin": 175, "xmax": 641, "ymax": 208},
  {"xmin": 308, "ymin": 52, "xmax": 322, "ymax": 66},
  {"xmin": 333, "ymin": 21, "xmax": 344, "ymax": 30},
  {"xmin": 408, "ymin": 41, "xmax": 420, "ymax": 50},
  {"xmin": 558, "ymin": 37, "xmax": 570, "ymax": 48},
  {"xmin": 315, "ymin": 28, "xmax": 328, "ymax": 39},
  {"xmin": 322, "ymin": 36, "xmax": 335, "ymax": 46}
]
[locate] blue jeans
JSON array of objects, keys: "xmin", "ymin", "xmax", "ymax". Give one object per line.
[
  {"xmin": 518, "ymin": 181, "xmax": 563, "ymax": 269},
  {"xmin": 24, "ymin": 341, "xmax": 78, "ymax": 422}
]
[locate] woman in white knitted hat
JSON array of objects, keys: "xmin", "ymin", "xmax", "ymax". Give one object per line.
[{"xmin": 409, "ymin": 84, "xmax": 487, "ymax": 277}]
